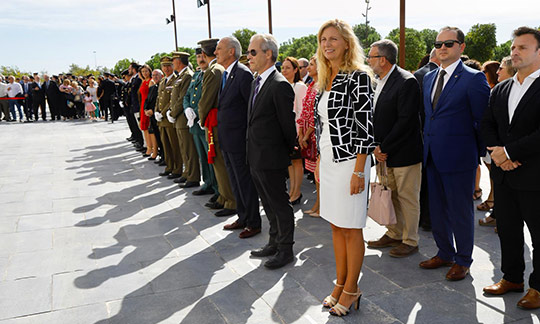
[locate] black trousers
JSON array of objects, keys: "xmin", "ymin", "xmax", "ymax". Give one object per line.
[
  {"xmin": 32, "ymin": 97, "xmax": 47, "ymax": 120},
  {"xmin": 101, "ymin": 97, "xmax": 114, "ymax": 121},
  {"xmin": 125, "ymin": 111, "xmax": 143, "ymax": 146},
  {"xmin": 494, "ymin": 180, "xmax": 540, "ymax": 289},
  {"xmin": 23, "ymin": 97, "xmax": 33, "ymax": 119},
  {"xmin": 250, "ymin": 167, "xmax": 294, "ymax": 250},
  {"xmin": 223, "ymin": 150, "xmax": 261, "ymax": 229}
]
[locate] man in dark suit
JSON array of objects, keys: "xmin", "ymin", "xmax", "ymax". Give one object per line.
[
  {"xmin": 481, "ymin": 27, "xmax": 540, "ymax": 309},
  {"xmin": 101, "ymin": 73, "xmax": 117, "ymax": 122},
  {"xmin": 247, "ymin": 34, "xmax": 297, "ymax": 269},
  {"xmin": 414, "ymin": 48, "xmax": 440, "ymax": 231},
  {"xmin": 21, "ymin": 76, "xmax": 33, "ymax": 121},
  {"xmin": 43, "ymin": 75, "xmax": 61, "ymax": 121},
  {"xmin": 31, "ymin": 75, "xmax": 47, "ymax": 121},
  {"xmin": 366, "ymin": 39, "xmax": 423, "ymax": 258},
  {"xmin": 419, "ymin": 27, "xmax": 490, "ymax": 281},
  {"xmin": 126, "ymin": 63, "xmax": 144, "ymax": 148},
  {"xmin": 215, "ymin": 36, "xmax": 262, "ymax": 236}
]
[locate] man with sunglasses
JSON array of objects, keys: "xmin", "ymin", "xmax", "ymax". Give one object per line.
[{"xmin": 419, "ymin": 26, "xmax": 490, "ymax": 281}]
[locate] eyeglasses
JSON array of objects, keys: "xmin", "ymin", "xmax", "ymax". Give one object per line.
[
  {"xmin": 246, "ymin": 49, "xmax": 264, "ymax": 56},
  {"xmin": 434, "ymin": 40, "xmax": 462, "ymax": 49},
  {"xmin": 366, "ymin": 55, "xmax": 383, "ymax": 59}
]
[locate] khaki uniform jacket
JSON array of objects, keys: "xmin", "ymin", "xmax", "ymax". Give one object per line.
[
  {"xmin": 198, "ymin": 60, "xmax": 224, "ymax": 125},
  {"xmin": 156, "ymin": 72, "xmax": 179, "ymax": 128},
  {"xmin": 170, "ymin": 67, "xmax": 194, "ymax": 130}
]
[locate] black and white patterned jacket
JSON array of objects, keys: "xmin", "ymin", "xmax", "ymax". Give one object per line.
[{"xmin": 314, "ymin": 70, "xmax": 375, "ymax": 163}]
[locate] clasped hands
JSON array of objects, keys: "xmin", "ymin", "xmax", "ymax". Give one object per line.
[
  {"xmin": 374, "ymin": 145, "xmax": 387, "ymax": 163},
  {"xmin": 488, "ymin": 146, "xmax": 521, "ymax": 171}
]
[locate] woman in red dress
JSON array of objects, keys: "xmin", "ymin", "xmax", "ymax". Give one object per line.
[{"xmin": 138, "ymin": 65, "xmax": 156, "ymax": 157}]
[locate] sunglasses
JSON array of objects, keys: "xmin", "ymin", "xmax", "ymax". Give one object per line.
[
  {"xmin": 434, "ymin": 40, "xmax": 462, "ymax": 49},
  {"xmin": 246, "ymin": 49, "xmax": 264, "ymax": 56}
]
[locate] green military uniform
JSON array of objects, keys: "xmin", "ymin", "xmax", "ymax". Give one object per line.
[
  {"xmin": 169, "ymin": 52, "xmax": 200, "ymax": 183},
  {"xmin": 156, "ymin": 56, "xmax": 181, "ymax": 175},
  {"xmin": 184, "ymin": 69, "xmax": 219, "ymax": 194},
  {"xmin": 197, "ymin": 39, "xmax": 236, "ymax": 210}
]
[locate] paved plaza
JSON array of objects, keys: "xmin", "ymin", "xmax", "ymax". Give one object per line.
[{"xmin": 0, "ymin": 118, "xmax": 539, "ymax": 324}]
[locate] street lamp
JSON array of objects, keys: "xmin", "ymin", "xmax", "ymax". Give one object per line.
[{"xmin": 166, "ymin": 0, "xmax": 179, "ymax": 50}]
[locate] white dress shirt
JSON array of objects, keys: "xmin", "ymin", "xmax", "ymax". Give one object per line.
[
  {"xmin": 0, "ymin": 83, "xmax": 8, "ymax": 97},
  {"xmin": 431, "ymin": 59, "xmax": 460, "ymax": 101},
  {"xmin": 373, "ymin": 64, "xmax": 396, "ymax": 109},
  {"xmin": 224, "ymin": 60, "xmax": 238, "ymax": 80},
  {"xmin": 257, "ymin": 64, "xmax": 276, "ymax": 90},
  {"xmin": 7, "ymin": 82, "xmax": 22, "ymax": 97}
]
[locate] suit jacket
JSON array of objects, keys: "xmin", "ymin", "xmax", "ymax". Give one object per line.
[
  {"xmin": 423, "ymin": 60, "xmax": 490, "ymax": 173},
  {"xmin": 481, "ymin": 77, "xmax": 540, "ymax": 190},
  {"xmin": 218, "ymin": 61, "xmax": 254, "ymax": 153},
  {"xmin": 247, "ymin": 69, "xmax": 296, "ymax": 170},
  {"xmin": 42, "ymin": 80, "xmax": 60, "ymax": 100},
  {"xmin": 183, "ymin": 70, "xmax": 205, "ymax": 135},
  {"xmin": 143, "ymin": 84, "xmax": 158, "ymax": 112},
  {"xmin": 414, "ymin": 62, "xmax": 439, "ymax": 128},
  {"xmin": 198, "ymin": 60, "xmax": 224, "ymax": 125},
  {"xmin": 129, "ymin": 75, "xmax": 142, "ymax": 113},
  {"xmin": 156, "ymin": 73, "xmax": 178, "ymax": 128},
  {"xmin": 170, "ymin": 67, "xmax": 194, "ymax": 129},
  {"xmin": 373, "ymin": 66, "xmax": 422, "ymax": 168},
  {"xmin": 101, "ymin": 79, "xmax": 116, "ymax": 98},
  {"xmin": 30, "ymin": 82, "xmax": 45, "ymax": 100}
]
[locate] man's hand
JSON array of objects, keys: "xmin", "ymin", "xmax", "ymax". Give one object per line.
[
  {"xmin": 487, "ymin": 146, "xmax": 507, "ymax": 166},
  {"xmin": 500, "ymin": 160, "xmax": 522, "ymax": 171},
  {"xmin": 374, "ymin": 145, "xmax": 388, "ymax": 163}
]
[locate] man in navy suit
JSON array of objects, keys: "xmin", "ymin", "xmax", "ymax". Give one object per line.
[
  {"xmin": 215, "ymin": 36, "xmax": 262, "ymax": 237},
  {"xmin": 419, "ymin": 27, "xmax": 490, "ymax": 281}
]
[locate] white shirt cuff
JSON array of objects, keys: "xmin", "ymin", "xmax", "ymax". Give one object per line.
[{"xmin": 503, "ymin": 147, "xmax": 511, "ymax": 160}]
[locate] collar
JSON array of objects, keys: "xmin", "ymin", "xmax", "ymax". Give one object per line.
[
  {"xmin": 513, "ymin": 67, "xmax": 540, "ymax": 85},
  {"xmin": 209, "ymin": 58, "xmax": 217, "ymax": 66},
  {"xmin": 129, "ymin": 73, "xmax": 138, "ymax": 81},
  {"xmin": 440, "ymin": 59, "xmax": 460, "ymax": 77},
  {"xmin": 258, "ymin": 64, "xmax": 276, "ymax": 85},
  {"xmin": 377, "ymin": 64, "xmax": 396, "ymax": 82},
  {"xmin": 178, "ymin": 66, "xmax": 188, "ymax": 76},
  {"xmin": 225, "ymin": 60, "xmax": 237, "ymax": 75}
]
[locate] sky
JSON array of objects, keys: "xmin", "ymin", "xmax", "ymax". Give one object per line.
[{"xmin": 1, "ymin": 0, "xmax": 538, "ymax": 75}]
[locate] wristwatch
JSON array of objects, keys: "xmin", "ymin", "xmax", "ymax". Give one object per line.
[{"xmin": 352, "ymin": 171, "xmax": 365, "ymax": 178}]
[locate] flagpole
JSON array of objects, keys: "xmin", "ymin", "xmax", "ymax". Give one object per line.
[
  {"xmin": 207, "ymin": 0, "xmax": 212, "ymax": 38},
  {"xmin": 172, "ymin": 0, "xmax": 178, "ymax": 49},
  {"xmin": 267, "ymin": 0, "xmax": 273, "ymax": 34},
  {"xmin": 399, "ymin": 0, "xmax": 405, "ymax": 68}
]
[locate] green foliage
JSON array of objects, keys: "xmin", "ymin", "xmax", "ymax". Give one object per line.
[
  {"xmin": 232, "ymin": 28, "xmax": 257, "ymax": 53},
  {"xmin": 66, "ymin": 64, "xmax": 107, "ymax": 77},
  {"xmin": 492, "ymin": 40, "xmax": 512, "ymax": 62},
  {"xmin": 353, "ymin": 24, "xmax": 381, "ymax": 49},
  {"xmin": 278, "ymin": 34, "xmax": 318, "ymax": 62},
  {"xmin": 111, "ymin": 58, "xmax": 134, "ymax": 76},
  {"xmin": 0, "ymin": 66, "xmax": 29, "ymax": 79},
  {"xmin": 464, "ymin": 23, "xmax": 497, "ymax": 63},
  {"xmin": 419, "ymin": 29, "xmax": 438, "ymax": 53},
  {"xmin": 145, "ymin": 53, "xmax": 170, "ymax": 70},
  {"xmin": 387, "ymin": 28, "xmax": 426, "ymax": 71}
]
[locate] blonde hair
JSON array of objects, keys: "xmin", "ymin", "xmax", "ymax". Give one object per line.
[{"xmin": 316, "ymin": 19, "xmax": 372, "ymax": 89}]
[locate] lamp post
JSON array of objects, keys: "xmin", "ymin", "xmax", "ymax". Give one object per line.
[
  {"xmin": 399, "ymin": 0, "xmax": 406, "ymax": 68},
  {"xmin": 267, "ymin": 0, "xmax": 273, "ymax": 34}
]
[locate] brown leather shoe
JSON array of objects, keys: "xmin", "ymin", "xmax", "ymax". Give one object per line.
[
  {"xmin": 389, "ymin": 243, "xmax": 419, "ymax": 258},
  {"xmin": 483, "ymin": 279, "xmax": 524, "ymax": 295},
  {"xmin": 239, "ymin": 227, "xmax": 261, "ymax": 239},
  {"xmin": 223, "ymin": 220, "xmax": 244, "ymax": 230},
  {"xmin": 446, "ymin": 264, "xmax": 470, "ymax": 281},
  {"xmin": 419, "ymin": 256, "xmax": 454, "ymax": 269},
  {"xmin": 518, "ymin": 288, "xmax": 540, "ymax": 309},
  {"xmin": 367, "ymin": 234, "xmax": 402, "ymax": 248}
]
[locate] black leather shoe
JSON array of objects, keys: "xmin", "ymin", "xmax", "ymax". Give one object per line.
[
  {"xmin": 214, "ymin": 208, "xmax": 237, "ymax": 217},
  {"xmin": 158, "ymin": 161, "xmax": 166, "ymax": 166},
  {"xmin": 136, "ymin": 147, "xmax": 147, "ymax": 152},
  {"xmin": 159, "ymin": 171, "xmax": 171, "ymax": 176},
  {"xmin": 192, "ymin": 188, "xmax": 214, "ymax": 196},
  {"xmin": 126, "ymin": 137, "xmax": 134, "ymax": 141},
  {"xmin": 173, "ymin": 176, "xmax": 187, "ymax": 184},
  {"xmin": 167, "ymin": 173, "xmax": 181, "ymax": 179},
  {"xmin": 153, "ymin": 158, "xmax": 162, "ymax": 164},
  {"xmin": 251, "ymin": 245, "xmax": 278, "ymax": 257},
  {"xmin": 264, "ymin": 251, "xmax": 294, "ymax": 269},
  {"xmin": 142, "ymin": 153, "xmax": 150, "ymax": 157},
  {"xmin": 205, "ymin": 201, "xmax": 224, "ymax": 209},
  {"xmin": 148, "ymin": 157, "xmax": 156, "ymax": 161},
  {"xmin": 180, "ymin": 181, "xmax": 199, "ymax": 188},
  {"xmin": 209, "ymin": 193, "xmax": 220, "ymax": 203}
]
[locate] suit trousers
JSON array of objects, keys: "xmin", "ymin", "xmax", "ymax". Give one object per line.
[
  {"xmin": 385, "ymin": 162, "xmax": 422, "ymax": 246},
  {"xmin": 426, "ymin": 153, "xmax": 475, "ymax": 267},
  {"xmin": 176, "ymin": 128, "xmax": 200, "ymax": 182},
  {"xmin": 47, "ymin": 97, "xmax": 57, "ymax": 120},
  {"xmin": 33, "ymin": 97, "xmax": 46, "ymax": 120},
  {"xmin": 0, "ymin": 99, "xmax": 9, "ymax": 120},
  {"xmin": 223, "ymin": 150, "xmax": 261, "ymax": 229},
  {"xmin": 206, "ymin": 128, "xmax": 236, "ymax": 209},
  {"xmin": 419, "ymin": 165, "xmax": 431, "ymax": 228},
  {"xmin": 250, "ymin": 167, "xmax": 294, "ymax": 249},
  {"xmin": 23, "ymin": 98, "xmax": 32, "ymax": 119},
  {"xmin": 192, "ymin": 132, "xmax": 218, "ymax": 193},
  {"xmin": 101, "ymin": 97, "xmax": 113, "ymax": 121},
  {"xmin": 126, "ymin": 112, "xmax": 143, "ymax": 146},
  {"xmin": 494, "ymin": 180, "xmax": 540, "ymax": 289},
  {"xmin": 161, "ymin": 126, "xmax": 183, "ymax": 175}
]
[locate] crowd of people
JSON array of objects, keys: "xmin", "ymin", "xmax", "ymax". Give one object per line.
[{"xmin": 2, "ymin": 20, "xmax": 539, "ymax": 317}]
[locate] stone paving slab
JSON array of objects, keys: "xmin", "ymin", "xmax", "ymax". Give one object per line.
[{"xmin": 1, "ymin": 119, "xmax": 540, "ymax": 323}]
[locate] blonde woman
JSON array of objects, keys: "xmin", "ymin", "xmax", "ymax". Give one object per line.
[{"xmin": 315, "ymin": 19, "xmax": 375, "ymax": 316}]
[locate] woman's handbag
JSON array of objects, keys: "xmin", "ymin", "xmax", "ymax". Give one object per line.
[
  {"xmin": 300, "ymin": 138, "xmax": 317, "ymax": 161},
  {"xmin": 367, "ymin": 161, "xmax": 397, "ymax": 226}
]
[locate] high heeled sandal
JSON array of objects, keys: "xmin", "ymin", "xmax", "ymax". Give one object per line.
[
  {"xmin": 329, "ymin": 289, "xmax": 362, "ymax": 316},
  {"xmin": 322, "ymin": 283, "xmax": 344, "ymax": 308}
]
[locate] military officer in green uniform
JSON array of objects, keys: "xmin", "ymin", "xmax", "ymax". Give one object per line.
[
  {"xmin": 155, "ymin": 56, "xmax": 182, "ymax": 178},
  {"xmin": 197, "ymin": 38, "xmax": 237, "ymax": 217},
  {"xmin": 184, "ymin": 48, "xmax": 219, "ymax": 197},
  {"xmin": 168, "ymin": 51, "xmax": 200, "ymax": 188}
]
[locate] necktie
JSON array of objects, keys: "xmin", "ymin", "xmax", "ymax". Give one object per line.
[
  {"xmin": 251, "ymin": 76, "xmax": 261, "ymax": 109},
  {"xmin": 432, "ymin": 70, "xmax": 447, "ymax": 110},
  {"xmin": 221, "ymin": 71, "xmax": 228, "ymax": 90}
]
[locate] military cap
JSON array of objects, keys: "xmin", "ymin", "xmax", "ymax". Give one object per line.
[
  {"xmin": 160, "ymin": 56, "xmax": 173, "ymax": 65},
  {"xmin": 195, "ymin": 47, "xmax": 202, "ymax": 55},
  {"xmin": 197, "ymin": 38, "xmax": 219, "ymax": 55},
  {"xmin": 121, "ymin": 69, "xmax": 129, "ymax": 76},
  {"xmin": 172, "ymin": 51, "xmax": 190, "ymax": 60},
  {"xmin": 104, "ymin": 72, "xmax": 112, "ymax": 77}
]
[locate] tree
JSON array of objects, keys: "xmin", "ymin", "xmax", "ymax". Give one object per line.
[
  {"xmin": 387, "ymin": 28, "xmax": 426, "ymax": 71},
  {"xmin": 464, "ymin": 23, "xmax": 497, "ymax": 63},
  {"xmin": 492, "ymin": 40, "xmax": 512, "ymax": 62},
  {"xmin": 111, "ymin": 58, "xmax": 134, "ymax": 76},
  {"xmin": 232, "ymin": 28, "xmax": 257, "ymax": 53},
  {"xmin": 419, "ymin": 28, "xmax": 438, "ymax": 53},
  {"xmin": 177, "ymin": 47, "xmax": 197, "ymax": 69},
  {"xmin": 278, "ymin": 35, "xmax": 318, "ymax": 62},
  {"xmin": 0, "ymin": 66, "xmax": 29, "ymax": 79},
  {"xmin": 145, "ymin": 53, "xmax": 169, "ymax": 70},
  {"xmin": 66, "ymin": 64, "xmax": 105, "ymax": 77},
  {"xmin": 353, "ymin": 24, "xmax": 381, "ymax": 50}
]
